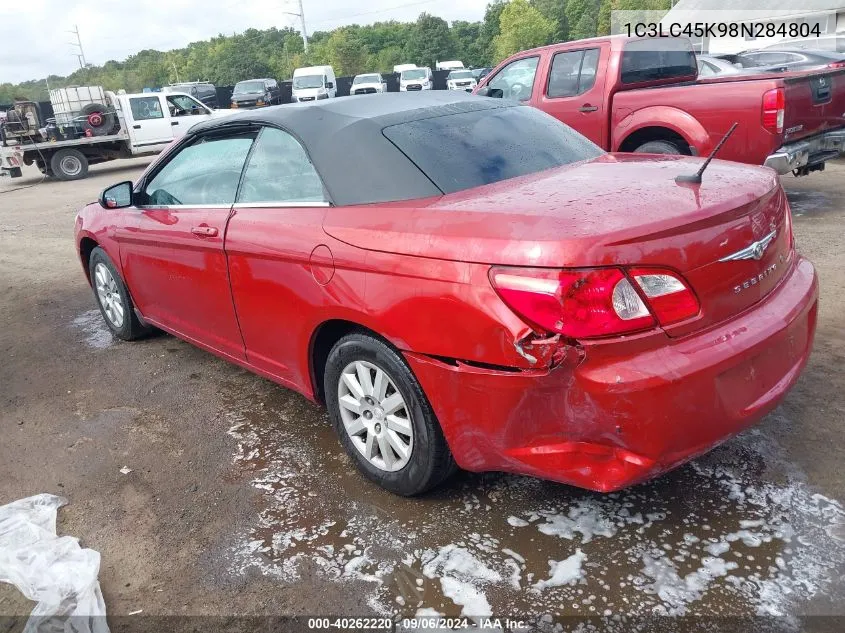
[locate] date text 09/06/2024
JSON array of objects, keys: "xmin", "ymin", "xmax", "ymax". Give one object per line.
[
  {"xmin": 624, "ymin": 21, "xmax": 822, "ymax": 39},
  {"xmin": 306, "ymin": 617, "xmax": 528, "ymax": 630}
]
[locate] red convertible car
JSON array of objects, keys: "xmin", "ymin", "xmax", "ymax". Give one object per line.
[{"xmin": 75, "ymin": 92, "xmax": 818, "ymax": 495}]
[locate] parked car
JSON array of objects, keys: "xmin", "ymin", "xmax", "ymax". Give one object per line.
[
  {"xmin": 476, "ymin": 35, "xmax": 845, "ymax": 176},
  {"xmin": 445, "ymin": 69, "xmax": 477, "ymax": 92},
  {"xmin": 292, "ymin": 66, "xmax": 337, "ymax": 102},
  {"xmin": 230, "ymin": 78, "xmax": 281, "ymax": 108},
  {"xmin": 472, "ymin": 67, "xmax": 492, "ymax": 81},
  {"xmin": 399, "ymin": 67, "xmax": 433, "ymax": 91},
  {"xmin": 163, "ymin": 82, "xmax": 218, "ymax": 108},
  {"xmin": 696, "ymin": 55, "xmax": 794, "ymax": 77},
  {"xmin": 76, "ymin": 92, "xmax": 818, "ymax": 496},
  {"xmin": 719, "ymin": 49, "xmax": 845, "ymax": 71},
  {"xmin": 436, "ymin": 60, "xmax": 465, "ymax": 71},
  {"xmin": 351, "ymin": 73, "xmax": 387, "ymax": 95},
  {"xmin": 393, "ymin": 64, "xmax": 417, "ymax": 74}
]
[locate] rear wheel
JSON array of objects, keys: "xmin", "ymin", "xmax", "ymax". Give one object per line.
[
  {"xmin": 50, "ymin": 149, "xmax": 88, "ymax": 180},
  {"xmin": 324, "ymin": 333, "xmax": 456, "ymax": 496},
  {"xmin": 88, "ymin": 247, "xmax": 149, "ymax": 341},
  {"xmin": 634, "ymin": 140, "xmax": 685, "ymax": 155}
]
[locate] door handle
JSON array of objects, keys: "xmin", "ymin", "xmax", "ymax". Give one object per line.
[
  {"xmin": 133, "ymin": 124, "xmax": 141, "ymax": 129},
  {"xmin": 191, "ymin": 226, "xmax": 219, "ymax": 237},
  {"xmin": 579, "ymin": 105, "xmax": 599, "ymax": 112},
  {"xmin": 171, "ymin": 121, "xmax": 179, "ymax": 125}
]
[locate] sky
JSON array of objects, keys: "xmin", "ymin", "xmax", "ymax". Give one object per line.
[{"xmin": 0, "ymin": 0, "xmax": 488, "ymax": 84}]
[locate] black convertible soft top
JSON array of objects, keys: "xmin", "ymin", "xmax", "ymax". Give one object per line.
[{"xmin": 187, "ymin": 92, "xmax": 518, "ymax": 205}]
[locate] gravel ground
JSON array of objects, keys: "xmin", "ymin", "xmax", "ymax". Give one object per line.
[{"xmin": 2, "ymin": 157, "xmax": 845, "ymax": 631}]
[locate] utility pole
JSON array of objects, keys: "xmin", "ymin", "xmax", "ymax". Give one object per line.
[
  {"xmin": 68, "ymin": 24, "xmax": 87, "ymax": 68},
  {"xmin": 282, "ymin": 0, "xmax": 308, "ymax": 52}
]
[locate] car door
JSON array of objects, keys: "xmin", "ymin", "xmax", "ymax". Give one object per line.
[
  {"xmin": 126, "ymin": 95, "xmax": 173, "ymax": 150},
  {"xmin": 165, "ymin": 94, "xmax": 215, "ymax": 138},
  {"xmin": 483, "ymin": 56, "xmax": 541, "ymax": 102},
  {"xmin": 224, "ymin": 125, "xmax": 329, "ymax": 386},
  {"xmin": 537, "ymin": 46, "xmax": 607, "ymax": 147},
  {"xmin": 120, "ymin": 129, "xmax": 256, "ymax": 360}
]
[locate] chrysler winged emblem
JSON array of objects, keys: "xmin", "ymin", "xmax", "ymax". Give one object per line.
[{"xmin": 719, "ymin": 230, "xmax": 777, "ymax": 262}]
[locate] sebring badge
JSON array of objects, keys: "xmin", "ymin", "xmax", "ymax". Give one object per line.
[{"xmin": 719, "ymin": 230, "xmax": 777, "ymax": 262}]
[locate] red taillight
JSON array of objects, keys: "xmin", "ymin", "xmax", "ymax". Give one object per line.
[
  {"xmin": 827, "ymin": 61, "xmax": 845, "ymax": 69},
  {"xmin": 762, "ymin": 88, "xmax": 785, "ymax": 134},
  {"xmin": 490, "ymin": 266, "xmax": 700, "ymax": 339},
  {"xmin": 628, "ymin": 268, "xmax": 700, "ymax": 325}
]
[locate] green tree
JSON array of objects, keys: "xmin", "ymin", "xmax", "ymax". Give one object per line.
[
  {"xmin": 478, "ymin": 0, "xmax": 508, "ymax": 64},
  {"xmin": 493, "ymin": 0, "xmax": 556, "ymax": 62},
  {"xmin": 565, "ymin": 0, "xmax": 601, "ymax": 40},
  {"xmin": 405, "ymin": 12, "xmax": 455, "ymax": 67},
  {"xmin": 324, "ymin": 28, "xmax": 369, "ymax": 76},
  {"xmin": 452, "ymin": 20, "xmax": 487, "ymax": 68},
  {"xmin": 531, "ymin": 0, "xmax": 568, "ymax": 41}
]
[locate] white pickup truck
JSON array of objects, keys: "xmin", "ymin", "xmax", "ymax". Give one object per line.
[{"xmin": 1, "ymin": 91, "xmax": 231, "ymax": 181}]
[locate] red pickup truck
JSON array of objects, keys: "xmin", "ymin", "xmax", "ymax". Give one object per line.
[{"xmin": 475, "ymin": 36, "xmax": 845, "ymax": 176}]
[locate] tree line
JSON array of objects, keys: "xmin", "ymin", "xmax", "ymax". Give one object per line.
[{"xmin": 1, "ymin": 0, "xmax": 669, "ymax": 103}]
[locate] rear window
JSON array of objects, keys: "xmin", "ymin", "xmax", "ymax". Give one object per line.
[
  {"xmin": 382, "ymin": 106, "xmax": 603, "ymax": 194},
  {"xmin": 621, "ymin": 38, "xmax": 696, "ymax": 84}
]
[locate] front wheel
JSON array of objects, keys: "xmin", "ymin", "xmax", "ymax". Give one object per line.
[
  {"xmin": 324, "ymin": 333, "xmax": 456, "ymax": 496},
  {"xmin": 88, "ymin": 247, "xmax": 150, "ymax": 341}
]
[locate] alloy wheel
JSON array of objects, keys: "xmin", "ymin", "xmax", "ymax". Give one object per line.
[
  {"xmin": 337, "ymin": 360, "xmax": 414, "ymax": 472},
  {"xmin": 94, "ymin": 263, "xmax": 125, "ymax": 328}
]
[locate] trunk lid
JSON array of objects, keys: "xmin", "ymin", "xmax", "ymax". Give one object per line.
[
  {"xmin": 323, "ymin": 154, "xmax": 793, "ymax": 336},
  {"xmin": 782, "ymin": 68, "xmax": 845, "ymax": 144}
]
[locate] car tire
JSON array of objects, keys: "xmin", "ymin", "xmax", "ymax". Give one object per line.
[
  {"xmin": 88, "ymin": 247, "xmax": 150, "ymax": 341},
  {"xmin": 50, "ymin": 149, "xmax": 88, "ymax": 181},
  {"xmin": 324, "ymin": 332, "xmax": 456, "ymax": 496},
  {"xmin": 634, "ymin": 140, "xmax": 685, "ymax": 155},
  {"xmin": 81, "ymin": 103, "xmax": 117, "ymax": 136}
]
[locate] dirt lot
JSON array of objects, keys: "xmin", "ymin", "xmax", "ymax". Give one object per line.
[{"xmin": 2, "ymin": 157, "xmax": 845, "ymax": 630}]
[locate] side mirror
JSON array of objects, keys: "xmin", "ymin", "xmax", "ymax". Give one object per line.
[
  {"xmin": 100, "ymin": 181, "xmax": 133, "ymax": 209},
  {"xmin": 326, "ymin": 81, "xmax": 334, "ymax": 89},
  {"xmin": 476, "ymin": 86, "xmax": 504, "ymax": 98}
]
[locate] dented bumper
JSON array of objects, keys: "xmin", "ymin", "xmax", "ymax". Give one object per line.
[{"xmin": 404, "ymin": 257, "xmax": 818, "ymax": 492}]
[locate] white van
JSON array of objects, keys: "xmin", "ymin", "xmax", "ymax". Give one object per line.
[
  {"xmin": 292, "ymin": 66, "xmax": 337, "ymax": 102},
  {"xmin": 436, "ymin": 60, "xmax": 465, "ymax": 71},
  {"xmin": 393, "ymin": 64, "xmax": 418, "ymax": 74},
  {"xmin": 399, "ymin": 67, "xmax": 433, "ymax": 92}
]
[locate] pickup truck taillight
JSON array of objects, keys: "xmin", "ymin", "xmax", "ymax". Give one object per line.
[
  {"xmin": 827, "ymin": 61, "xmax": 845, "ymax": 69},
  {"xmin": 762, "ymin": 88, "xmax": 785, "ymax": 134},
  {"xmin": 489, "ymin": 266, "xmax": 700, "ymax": 339}
]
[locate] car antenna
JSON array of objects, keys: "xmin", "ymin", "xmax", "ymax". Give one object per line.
[{"xmin": 675, "ymin": 122, "xmax": 738, "ymax": 185}]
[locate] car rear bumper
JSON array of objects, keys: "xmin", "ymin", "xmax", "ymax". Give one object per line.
[
  {"xmin": 405, "ymin": 256, "xmax": 818, "ymax": 492},
  {"xmin": 764, "ymin": 128, "xmax": 845, "ymax": 174}
]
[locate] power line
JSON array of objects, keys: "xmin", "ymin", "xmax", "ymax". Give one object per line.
[
  {"xmin": 68, "ymin": 25, "xmax": 87, "ymax": 69},
  {"xmin": 309, "ymin": 0, "xmax": 442, "ymax": 26}
]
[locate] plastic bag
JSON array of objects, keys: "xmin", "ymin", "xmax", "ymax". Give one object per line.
[{"xmin": 0, "ymin": 493, "xmax": 109, "ymax": 633}]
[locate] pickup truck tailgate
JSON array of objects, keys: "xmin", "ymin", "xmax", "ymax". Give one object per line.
[{"xmin": 783, "ymin": 68, "xmax": 845, "ymax": 143}]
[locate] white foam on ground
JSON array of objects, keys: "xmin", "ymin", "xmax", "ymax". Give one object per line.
[
  {"xmin": 71, "ymin": 310, "xmax": 114, "ymax": 349},
  {"xmin": 225, "ymin": 402, "xmax": 845, "ymax": 620},
  {"xmin": 533, "ymin": 550, "xmax": 586, "ymax": 591}
]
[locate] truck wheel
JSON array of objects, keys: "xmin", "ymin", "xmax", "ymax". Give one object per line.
[
  {"xmin": 50, "ymin": 149, "xmax": 89, "ymax": 181},
  {"xmin": 81, "ymin": 103, "xmax": 117, "ymax": 136},
  {"xmin": 634, "ymin": 140, "xmax": 685, "ymax": 155}
]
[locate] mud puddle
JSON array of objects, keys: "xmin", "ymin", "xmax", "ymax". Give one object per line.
[{"xmin": 219, "ymin": 381, "xmax": 845, "ymax": 622}]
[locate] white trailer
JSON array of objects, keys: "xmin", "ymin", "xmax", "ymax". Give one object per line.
[{"xmin": 1, "ymin": 90, "xmax": 232, "ymax": 180}]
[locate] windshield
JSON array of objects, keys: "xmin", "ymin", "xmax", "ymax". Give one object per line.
[
  {"xmin": 233, "ymin": 81, "xmax": 265, "ymax": 94},
  {"xmin": 401, "ymin": 69, "xmax": 427, "ymax": 80},
  {"xmin": 448, "ymin": 71, "xmax": 473, "ymax": 80},
  {"xmin": 353, "ymin": 74, "xmax": 380, "ymax": 84},
  {"xmin": 383, "ymin": 106, "xmax": 603, "ymax": 194},
  {"xmin": 293, "ymin": 75, "xmax": 323, "ymax": 89}
]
